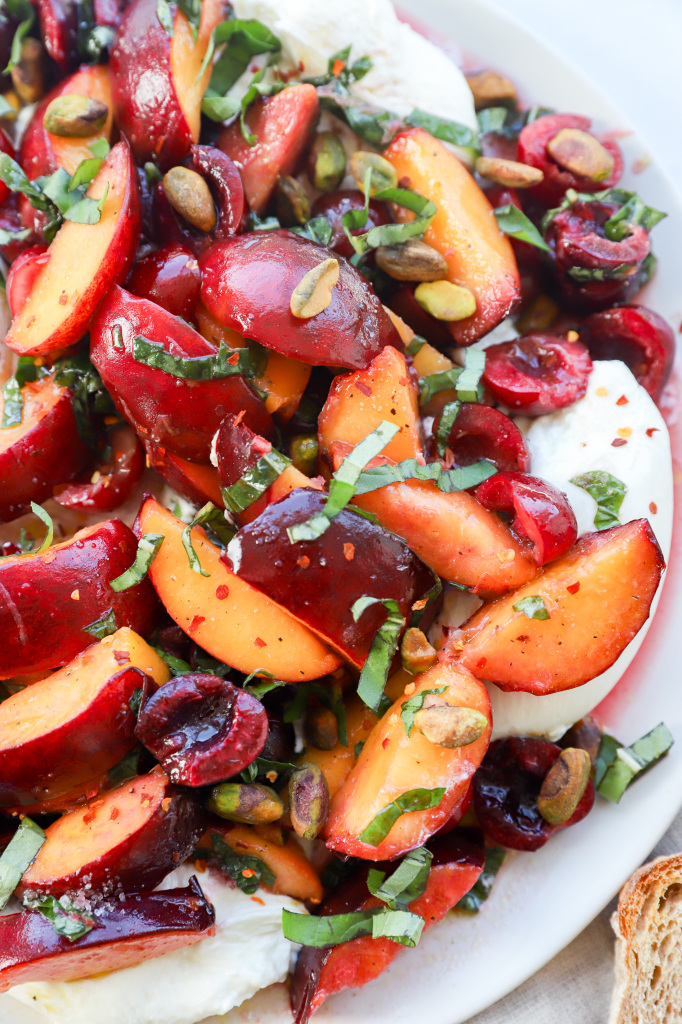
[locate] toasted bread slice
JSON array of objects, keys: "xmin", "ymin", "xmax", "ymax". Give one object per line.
[{"xmin": 610, "ymin": 852, "xmax": 682, "ymax": 1023}]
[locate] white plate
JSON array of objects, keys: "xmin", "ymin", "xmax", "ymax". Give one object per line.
[{"xmin": 3, "ymin": 1, "xmax": 682, "ymax": 1022}]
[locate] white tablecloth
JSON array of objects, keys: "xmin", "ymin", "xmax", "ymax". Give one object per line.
[{"xmin": 465, "ymin": 1, "xmax": 682, "ymax": 1019}]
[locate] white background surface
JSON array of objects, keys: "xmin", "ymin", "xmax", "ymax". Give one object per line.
[{"xmin": 500, "ymin": 0, "xmax": 682, "ymax": 174}]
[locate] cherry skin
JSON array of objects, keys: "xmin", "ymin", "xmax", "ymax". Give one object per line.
[
  {"xmin": 473, "ymin": 737, "xmax": 595, "ymax": 851},
  {"xmin": 6, "ymin": 246, "xmax": 50, "ymax": 317},
  {"xmin": 579, "ymin": 304, "xmax": 675, "ymax": 400},
  {"xmin": 434, "ymin": 402, "xmax": 531, "ymax": 474},
  {"xmin": 476, "ymin": 471, "xmax": 578, "ymax": 565},
  {"xmin": 311, "ymin": 189, "xmax": 392, "ymax": 259},
  {"xmin": 53, "ymin": 423, "xmax": 144, "ymax": 513},
  {"xmin": 127, "ymin": 244, "xmax": 201, "ymax": 323},
  {"xmin": 191, "ymin": 144, "xmax": 245, "ymax": 238},
  {"xmin": 482, "ymin": 333, "xmax": 593, "ymax": 415}
]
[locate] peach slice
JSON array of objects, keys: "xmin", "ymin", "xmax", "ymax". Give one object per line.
[
  {"xmin": 145, "ymin": 443, "xmax": 225, "ymax": 509},
  {"xmin": 0, "ymin": 629, "xmax": 169, "ymax": 807},
  {"xmin": 451, "ymin": 519, "xmax": 665, "ymax": 694},
  {"xmin": 0, "ymin": 374, "xmax": 90, "ymax": 522},
  {"xmin": 20, "ymin": 64, "xmax": 114, "ymax": 179},
  {"xmin": 318, "ymin": 346, "xmax": 423, "ymax": 470},
  {"xmin": 331, "ymin": 441, "xmax": 537, "ymax": 595},
  {"xmin": 383, "ymin": 127, "xmax": 521, "ymax": 344},
  {"xmin": 302, "ymin": 695, "xmax": 379, "ymax": 801},
  {"xmin": 5, "ymin": 140, "xmax": 140, "ymax": 357},
  {"xmin": 323, "ymin": 658, "xmax": 491, "ymax": 860},
  {"xmin": 137, "ymin": 496, "xmax": 341, "ymax": 681}
]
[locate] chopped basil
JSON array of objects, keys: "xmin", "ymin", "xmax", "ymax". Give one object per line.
[
  {"xmin": 0, "ymin": 817, "xmax": 46, "ymax": 910},
  {"xmin": 30, "ymin": 503, "xmax": 54, "ymax": 555},
  {"xmin": 1, "ymin": 357, "xmax": 49, "ymax": 429},
  {"xmin": 243, "ymin": 675, "xmax": 287, "ymax": 700},
  {"xmin": 284, "ymin": 681, "xmax": 347, "ymax": 747},
  {"xmin": 597, "ymin": 723, "xmax": 673, "ymax": 803},
  {"xmin": 512, "ymin": 595, "xmax": 550, "ymax": 620},
  {"xmin": 354, "ymin": 456, "xmax": 497, "ymax": 496},
  {"xmin": 456, "ymin": 845, "xmax": 506, "ymax": 913},
  {"xmin": 354, "ymin": 740, "xmax": 365, "ymax": 758},
  {"xmin": 291, "ymin": 216, "xmax": 334, "ymax": 247},
  {"xmin": 352, "ymin": 596, "xmax": 405, "ymax": 714},
  {"xmin": 570, "ymin": 471, "xmax": 627, "ymax": 531},
  {"xmin": 0, "ymin": 157, "xmax": 109, "ymax": 242},
  {"xmin": 494, "ymin": 204, "xmax": 550, "ymax": 252},
  {"xmin": 240, "ymin": 755, "xmax": 297, "ymax": 784},
  {"xmin": 405, "ymin": 335, "xmax": 427, "ymax": 357},
  {"xmin": 192, "ymin": 650, "xmax": 232, "ymax": 677},
  {"xmin": 566, "ymin": 263, "xmax": 633, "ymax": 284},
  {"xmin": 132, "ymin": 336, "xmax": 260, "ymax": 381},
  {"xmin": 152, "ymin": 647, "xmax": 193, "ymax": 676},
  {"xmin": 4, "ymin": 0, "xmax": 35, "ymax": 72},
  {"xmin": 287, "ymin": 420, "xmax": 399, "ymax": 543},
  {"xmin": 221, "ymin": 449, "xmax": 291, "ymax": 515},
  {"xmin": 358, "ymin": 787, "xmax": 446, "ymax": 846},
  {"xmin": 342, "ymin": 174, "xmax": 437, "ymax": 258},
  {"xmin": 175, "ymin": 0, "xmax": 202, "ymax": 38},
  {"xmin": 88, "ymin": 138, "xmax": 110, "ymax": 159},
  {"xmin": 317, "ymin": 80, "xmax": 400, "ymax": 149},
  {"xmin": 542, "ymin": 187, "xmax": 666, "ymax": 239},
  {"xmin": 369, "ymin": 909, "xmax": 425, "ymax": 946},
  {"xmin": 366, "ymin": 846, "xmax": 432, "ymax": 909},
  {"xmin": 70, "ymin": 155, "xmax": 105, "ymax": 192},
  {"xmin": 236, "ymin": 68, "xmax": 286, "ymax": 145},
  {"xmin": 435, "ymin": 401, "xmax": 460, "ymax": 457},
  {"xmin": 456, "ymin": 348, "xmax": 486, "ymax": 402},
  {"xmin": 24, "ymin": 895, "xmax": 95, "ymax": 942},
  {"xmin": 128, "ymin": 688, "xmax": 144, "ymax": 716},
  {"xmin": 109, "ymin": 533, "xmax": 164, "ymax": 592},
  {"xmin": 400, "ymin": 686, "xmax": 447, "ymax": 738},
  {"xmin": 75, "ymin": 0, "xmax": 115, "ymax": 62},
  {"xmin": 156, "ymin": 0, "xmax": 174, "ymax": 34},
  {"xmin": 405, "ymin": 109, "xmax": 481, "ymax": 160},
  {"xmin": 181, "ymin": 502, "xmax": 232, "ymax": 577},
  {"xmin": 282, "ymin": 904, "xmax": 424, "ymax": 948},
  {"xmin": 201, "ymin": 93, "xmax": 241, "ymax": 122},
  {"xmin": 54, "ymin": 350, "xmax": 115, "ymax": 452},
  {"xmin": 418, "ymin": 366, "xmax": 463, "ymax": 405},
  {"xmin": 82, "ymin": 608, "xmax": 118, "ymax": 639},
  {"xmin": 594, "ymin": 732, "xmax": 623, "ymax": 788},
  {"xmin": 202, "ymin": 832, "xmax": 275, "ymax": 894},
  {"xmin": 477, "ymin": 106, "xmax": 508, "ymax": 134},
  {"xmin": 198, "ymin": 18, "xmax": 281, "ymax": 94},
  {"xmin": 248, "ymin": 210, "xmax": 281, "ymax": 232},
  {"xmin": 106, "ymin": 746, "xmax": 142, "ymax": 786},
  {"xmin": 303, "ymin": 45, "xmax": 372, "ymax": 88}
]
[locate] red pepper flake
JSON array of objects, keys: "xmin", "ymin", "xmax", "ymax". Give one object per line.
[
  {"xmin": 616, "ymin": 394, "xmax": 629, "ymax": 406},
  {"xmin": 227, "ymin": 352, "xmax": 240, "ymax": 365},
  {"xmin": 83, "ymin": 808, "xmax": 97, "ymax": 825},
  {"xmin": 254, "ymin": 636, "xmax": 267, "ymax": 648},
  {"xmin": 567, "ymin": 581, "xmax": 580, "ymax": 594},
  {"xmin": 650, "ymin": 501, "xmax": 658, "ymax": 514},
  {"xmin": 109, "ymin": 807, "xmax": 120, "ymax": 821},
  {"xmin": 355, "ymin": 381, "xmax": 373, "ymax": 397},
  {"xmin": 215, "ymin": 584, "xmax": 230, "ymax": 600},
  {"xmin": 234, "ymin": 409, "xmax": 246, "ymax": 426},
  {"xmin": 266, "ymin": 770, "xmax": 278, "ymax": 783},
  {"xmin": 113, "ymin": 649, "xmax": 130, "ymax": 664},
  {"xmin": 297, "ymin": 555, "xmax": 310, "ymax": 569},
  {"xmin": 251, "ymin": 896, "xmax": 266, "ymax": 906},
  {"xmin": 476, "ymin": 657, "xmax": 487, "ymax": 669},
  {"xmin": 155, "ymin": 135, "xmax": 166, "ymax": 155},
  {"xmin": 382, "ymin": 737, "xmax": 390, "ymax": 749},
  {"xmin": 161, "ymin": 797, "xmax": 172, "ymax": 812},
  {"xmin": 172, "ymin": 851, "xmax": 181, "ymax": 863},
  {"xmin": 187, "ymin": 615, "xmax": 205, "ymax": 634},
  {"xmin": 611, "ymin": 438, "xmax": 627, "ymax": 447},
  {"xmin": 411, "ymin": 597, "xmax": 427, "ymax": 612},
  {"xmin": 398, "ymin": 376, "xmax": 410, "ymax": 387},
  {"xmin": 343, "ymin": 542, "xmax": 355, "ymax": 561},
  {"xmin": 332, "ymin": 57, "xmax": 345, "ymax": 77},
  {"xmin": 646, "ymin": 427, "xmax": 660, "ymax": 437},
  {"xmin": 241, "ymin": 868, "xmax": 256, "ymax": 878},
  {"xmin": 26, "ymin": 316, "xmax": 36, "ymax": 328},
  {"xmin": 58, "ymin": 290, "xmax": 68, "ymax": 305}
]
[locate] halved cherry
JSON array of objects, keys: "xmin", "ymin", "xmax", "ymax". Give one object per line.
[
  {"xmin": 517, "ymin": 113, "xmax": 623, "ymax": 206},
  {"xmin": 578, "ymin": 304, "xmax": 675, "ymax": 400},
  {"xmin": 482, "ymin": 334, "xmax": 592, "ymax": 415},
  {"xmin": 135, "ymin": 674, "xmax": 268, "ymax": 787},
  {"xmin": 191, "ymin": 145, "xmax": 245, "ymax": 238},
  {"xmin": 476, "ymin": 471, "xmax": 578, "ymax": 565},
  {"xmin": 434, "ymin": 403, "xmax": 530, "ymax": 473},
  {"xmin": 127, "ymin": 244, "xmax": 201, "ymax": 322},
  {"xmin": 311, "ymin": 190, "xmax": 392, "ymax": 260},
  {"xmin": 53, "ymin": 423, "xmax": 144, "ymax": 513},
  {"xmin": 473, "ymin": 737, "xmax": 595, "ymax": 851}
]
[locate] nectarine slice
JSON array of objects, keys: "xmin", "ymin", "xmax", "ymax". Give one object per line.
[
  {"xmin": 318, "ymin": 346, "xmax": 423, "ymax": 469},
  {"xmin": 0, "ymin": 373, "xmax": 90, "ymax": 522},
  {"xmin": 18, "ymin": 769, "xmax": 205, "ymax": 898},
  {"xmin": 0, "ymin": 518, "xmax": 159, "ymax": 680},
  {"xmin": 301, "ymin": 696, "xmax": 379, "ymax": 801},
  {"xmin": 137, "ymin": 497, "xmax": 341, "ymax": 681},
  {"xmin": 323, "ymin": 658, "xmax": 491, "ymax": 860},
  {"xmin": 383, "ymin": 127, "xmax": 520, "ymax": 344},
  {"xmin": 0, "ymin": 628, "xmax": 169, "ymax": 807},
  {"xmin": 450, "ymin": 519, "xmax": 665, "ymax": 694},
  {"xmin": 5, "ymin": 141, "xmax": 140, "ymax": 357},
  {"xmin": 331, "ymin": 442, "xmax": 537, "ymax": 595},
  {"xmin": 0, "ymin": 877, "xmax": 214, "ymax": 992},
  {"xmin": 145, "ymin": 444, "xmax": 225, "ymax": 509}
]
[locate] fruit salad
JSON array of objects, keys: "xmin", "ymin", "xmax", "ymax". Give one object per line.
[{"xmin": 0, "ymin": 0, "xmax": 675, "ymax": 1022}]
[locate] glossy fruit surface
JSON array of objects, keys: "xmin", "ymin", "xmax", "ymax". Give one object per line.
[
  {"xmin": 482, "ymin": 334, "xmax": 593, "ymax": 415},
  {"xmin": 127, "ymin": 244, "xmax": 201, "ymax": 322},
  {"xmin": 191, "ymin": 144, "xmax": 244, "ymax": 238},
  {"xmin": 135, "ymin": 673, "xmax": 268, "ymax": 787},
  {"xmin": 311, "ymin": 190, "xmax": 392, "ymax": 259},
  {"xmin": 436, "ymin": 402, "xmax": 531, "ymax": 473},
  {"xmin": 473, "ymin": 737, "xmax": 594, "ymax": 851},
  {"xmin": 53, "ymin": 423, "xmax": 144, "ymax": 513},
  {"xmin": 476, "ymin": 471, "xmax": 578, "ymax": 565},
  {"xmin": 578, "ymin": 304, "xmax": 675, "ymax": 399}
]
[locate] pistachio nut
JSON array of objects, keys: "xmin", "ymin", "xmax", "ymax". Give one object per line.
[
  {"xmin": 307, "ymin": 131, "xmax": 347, "ymax": 192},
  {"xmin": 10, "ymin": 38, "xmax": 45, "ymax": 105},
  {"xmin": 304, "ymin": 704, "xmax": 339, "ymax": 751},
  {"xmin": 546, "ymin": 128, "xmax": 615, "ymax": 182},
  {"xmin": 475, "ymin": 156, "xmax": 544, "ymax": 189},
  {"xmin": 414, "ymin": 704, "xmax": 488, "ymax": 748},
  {"xmin": 537, "ymin": 747, "xmax": 591, "ymax": 825},
  {"xmin": 349, "ymin": 150, "xmax": 397, "ymax": 195},
  {"xmin": 163, "ymin": 166, "xmax": 217, "ymax": 233},
  {"xmin": 288, "ymin": 762, "xmax": 330, "ymax": 840},
  {"xmin": 414, "ymin": 279, "xmax": 477, "ymax": 321},
  {"xmin": 465, "ymin": 69, "xmax": 517, "ymax": 109},
  {"xmin": 514, "ymin": 293, "xmax": 559, "ymax": 335},
  {"xmin": 43, "ymin": 93, "xmax": 108, "ymax": 137},
  {"xmin": 375, "ymin": 238, "xmax": 449, "ymax": 282},
  {"xmin": 206, "ymin": 782, "xmax": 284, "ymax": 824},
  {"xmin": 275, "ymin": 174, "xmax": 311, "ymax": 227},
  {"xmin": 289, "ymin": 433, "xmax": 318, "ymax": 476},
  {"xmin": 559, "ymin": 717, "xmax": 602, "ymax": 766},
  {"xmin": 400, "ymin": 627, "xmax": 438, "ymax": 675},
  {"xmin": 290, "ymin": 258, "xmax": 339, "ymax": 318}
]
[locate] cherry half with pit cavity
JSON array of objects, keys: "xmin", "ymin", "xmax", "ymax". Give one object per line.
[
  {"xmin": 482, "ymin": 333, "xmax": 593, "ymax": 415},
  {"xmin": 579, "ymin": 304, "xmax": 675, "ymax": 400},
  {"xmin": 434, "ymin": 402, "xmax": 531, "ymax": 473},
  {"xmin": 134, "ymin": 673, "xmax": 269, "ymax": 787},
  {"xmin": 476, "ymin": 471, "xmax": 578, "ymax": 565}
]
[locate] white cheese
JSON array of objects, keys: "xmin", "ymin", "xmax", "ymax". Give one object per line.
[
  {"xmin": 8, "ymin": 866, "xmax": 305, "ymax": 1024},
  {"xmin": 231, "ymin": 0, "xmax": 477, "ymax": 130},
  {"xmin": 435, "ymin": 360, "xmax": 673, "ymax": 741}
]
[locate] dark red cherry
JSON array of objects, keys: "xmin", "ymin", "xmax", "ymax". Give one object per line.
[
  {"xmin": 517, "ymin": 113, "xmax": 623, "ymax": 207},
  {"xmin": 434, "ymin": 402, "xmax": 530, "ymax": 473},
  {"xmin": 473, "ymin": 737, "xmax": 595, "ymax": 851},
  {"xmin": 579, "ymin": 304, "xmax": 675, "ymax": 400},
  {"xmin": 135, "ymin": 674, "xmax": 268, "ymax": 787},
  {"xmin": 127, "ymin": 244, "xmax": 201, "ymax": 322},
  {"xmin": 53, "ymin": 424, "xmax": 144, "ymax": 513},
  {"xmin": 476, "ymin": 471, "xmax": 578, "ymax": 565},
  {"xmin": 482, "ymin": 333, "xmax": 592, "ymax": 415},
  {"xmin": 191, "ymin": 145, "xmax": 245, "ymax": 239},
  {"xmin": 311, "ymin": 189, "xmax": 392, "ymax": 259}
]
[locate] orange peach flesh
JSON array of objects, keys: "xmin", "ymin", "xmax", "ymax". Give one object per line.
[
  {"xmin": 202, "ymin": 824, "xmax": 323, "ymax": 903},
  {"xmin": 171, "ymin": 0, "xmax": 225, "ymax": 143}
]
